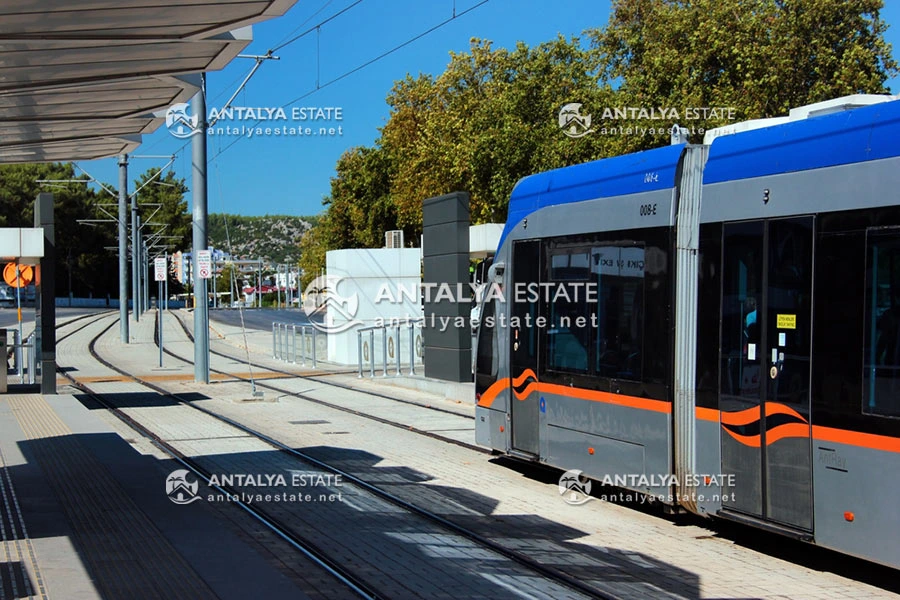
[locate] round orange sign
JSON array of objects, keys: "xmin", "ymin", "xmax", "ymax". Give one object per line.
[{"xmin": 3, "ymin": 263, "xmax": 33, "ymax": 288}]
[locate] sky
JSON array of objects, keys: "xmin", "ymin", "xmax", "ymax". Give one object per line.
[{"xmin": 79, "ymin": 0, "xmax": 900, "ymax": 219}]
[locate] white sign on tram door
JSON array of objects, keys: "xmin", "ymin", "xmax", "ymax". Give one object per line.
[
  {"xmin": 154, "ymin": 257, "xmax": 167, "ymax": 282},
  {"xmin": 197, "ymin": 250, "xmax": 212, "ymax": 279}
]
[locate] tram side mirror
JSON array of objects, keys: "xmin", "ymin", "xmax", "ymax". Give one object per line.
[{"xmin": 488, "ymin": 262, "xmax": 505, "ymax": 285}]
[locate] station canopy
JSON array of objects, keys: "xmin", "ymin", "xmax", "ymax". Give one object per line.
[{"xmin": 0, "ymin": 0, "xmax": 296, "ymax": 163}]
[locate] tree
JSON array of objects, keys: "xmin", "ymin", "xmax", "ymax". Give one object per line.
[
  {"xmin": 133, "ymin": 168, "xmax": 191, "ymax": 254},
  {"xmin": 0, "ymin": 162, "xmax": 116, "ymax": 298},
  {"xmin": 299, "ymin": 4, "xmax": 898, "ymax": 277},
  {"xmin": 591, "ymin": 0, "xmax": 897, "ymax": 148},
  {"xmin": 216, "ymin": 262, "xmax": 241, "ymax": 303}
]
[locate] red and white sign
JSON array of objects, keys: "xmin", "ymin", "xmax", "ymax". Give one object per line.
[
  {"xmin": 154, "ymin": 257, "xmax": 167, "ymax": 282},
  {"xmin": 197, "ymin": 250, "xmax": 212, "ymax": 279}
]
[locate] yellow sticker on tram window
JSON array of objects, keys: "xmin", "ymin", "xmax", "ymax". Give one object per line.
[{"xmin": 777, "ymin": 314, "xmax": 796, "ymax": 329}]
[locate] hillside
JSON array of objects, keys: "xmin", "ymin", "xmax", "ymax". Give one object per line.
[{"xmin": 207, "ymin": 214, "xmax": 318, "ymax": 264}]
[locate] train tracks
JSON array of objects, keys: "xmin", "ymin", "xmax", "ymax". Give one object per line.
[
  {"xmin": 57, "ymin": 313, "xmax": 616, "ymax": 600},
  {"xmin": 163, "ymin": 310, "xmax": 490, "ymax": 454}
]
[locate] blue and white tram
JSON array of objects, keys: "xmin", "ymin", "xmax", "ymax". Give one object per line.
[{"xmin": 474, "ymin": 95, "xmax": 900, "ymax": 568}]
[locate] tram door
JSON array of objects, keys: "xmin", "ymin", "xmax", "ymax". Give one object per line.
[
  {"xmin": 719, "ymin": 217, "xmax": 814, "ymax": 531},
  {"xmin": 510, "ymin": 240, "xmax": 541, "ymax": 456}
]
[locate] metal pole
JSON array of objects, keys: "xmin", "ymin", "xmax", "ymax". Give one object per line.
[
  {"xmin": 300, "ymin": 326, "xmax": 306, "ymax": 366},
  {"xmin": 369, "ymin": 329, "xmax": 375, "ymax": 377},
  {"xmin": 15, "ymin": 266, "xmax": 22, "ymax": 376},
  {"xmin": 192, "ymin": 74, "xmax": 210, "ymax": 383},
  {"xmin": 272, "ymin": 322, "xmax": 277, "ymax": 358},
  {"xmin": 409, "ymin": 323, "xmax": 415, "ymax": 376},
  {"xmin": 395, "ymin": 324, "xmax": 401, "ymax": 376},
  {"xmin": 164, "ymin": 251, "xmax": 169, "ymax": 311},
  {"xmin": 118, "ymin": 153, "xmax": 129, "ymax": 341},
  {"xmin": 142, "ymin": 242, "xmax": 149, "ymax": 314},
  {"xmin": 136, "ymin": 216, "xmax": 143, "ymax": 315},
  {"xmin": 357, "ymin": 330, "xmax": 363, "ymax": 378},
  {"xmin": 26, "ymin": 334, "xmax": 34, "ymax": 385},
  {"xmin": 212, "ymin": 257, "xmax": 217, "ymax": 309},
  {"xmin": 158, "ymin": 280, "xmax": 163, "ymax": 367},
  {"xmin": 291, "ymin": 324, "xmax": 297, "ymax": 363},
  {"xmin": 311, "ymin": 327, "xmax": 317, "ymax": 369},
  {"xmin": 382, "ymin": 328, "xmax": 388, "ymax": 377},
  {"xmin": 13, "ymin": 330, "xmax": 22, "ymax": 379},
  {"xmin": 131, "ymin": 166, "xmax": 139, "ymax": 323}
]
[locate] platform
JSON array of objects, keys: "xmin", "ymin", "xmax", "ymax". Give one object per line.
[
  {"xmin": 1, "ymin": 309, "xmax": 897, "ymax": 599},
  {"xmin": 0, "ymin": 390, "xmax": 341, "ymax": 599}
]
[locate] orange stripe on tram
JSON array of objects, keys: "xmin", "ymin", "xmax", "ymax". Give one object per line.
[
  {"xmin": 812, "ymin": 425, "xmax": 900, "ymax": 454},
  {"xmin": 720, "ymin": 405, "xmax": 762, "ymax": 427}
]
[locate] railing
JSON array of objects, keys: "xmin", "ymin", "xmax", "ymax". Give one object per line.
[
  {"xmin": 357, "ymin": 319, "xmax": 423, "ymax": 378},
  {"xmin": 6, "ymin": 330, "xmax": 37, "ymax": 385},
  {"xmin": 271, "ymin": 322, "xmax": 320, "ymax": 368}
]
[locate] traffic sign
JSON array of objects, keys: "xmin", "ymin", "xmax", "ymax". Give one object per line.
[
  {"xmin": 197, "ymin": 250, "xmax": 212, "ymax": 279},
  {"xmin": 3, "ymin": 263, "xmax": 33, "ymax": 288},
  {"xmin": 154, "ymin": 257, "xmax": 167, "ymax": 282}
]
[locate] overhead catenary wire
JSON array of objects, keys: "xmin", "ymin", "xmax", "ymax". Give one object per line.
[
  {"xmin": 210, "ymin": 0, "xmax": 490, "ymax": 163},
  {"xmin": 213, "ymin": 140, "xmax": 262, "ymax": 396},
  {"xmin": 270, "ymin": 0, "xmax": 364, "ymax": 53},
  {"xmin": 96, "ymin": 0, "xmax": 486, "ymax": 216}
]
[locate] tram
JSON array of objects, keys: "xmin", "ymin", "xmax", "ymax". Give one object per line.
[{"xmin": 474, "ymin": 95, "xmax": 900, "ymax": 568}]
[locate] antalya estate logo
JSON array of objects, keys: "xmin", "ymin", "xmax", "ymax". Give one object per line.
[
  {"xmin": 165, "ymin": 102, "xmax": 344, "ymax": 139},
  {"xmin": 558, "ymin": 103, "xmax": 593, "ymax": 138},
  {"xmin": 165, "ymin": 103, "xmax": 201, "ymax": 139},
  {"xmin": 302, "ymin": 275, "xmax": 362, "ymax": 334},
  {"xmin": 559, "ymin": 469, "xmax": 593, "ymax": 505},
  {"xmin": 166, "ymin": 469, "xmax": 201, "ymax": 504}
]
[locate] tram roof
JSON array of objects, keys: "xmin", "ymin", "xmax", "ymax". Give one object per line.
[
  {"xmin": 500, "ymin": 143, "xmax": 686, "ymax": 251},
  {"xmin": 704, "ymin": 97, "xmax": 900, "ymax": 185}
]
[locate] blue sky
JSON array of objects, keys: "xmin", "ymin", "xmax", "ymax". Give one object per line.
[{"xmin": 80, "ymin": 0, "xmax": 900, "ymax": 218}]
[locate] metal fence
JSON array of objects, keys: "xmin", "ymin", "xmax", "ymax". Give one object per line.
[
  {"xmin": 268, "ymin": 320, "xmax": 425, "ymax": 377},
  {"xmin": 271, "ymin": 322, "xmax": 322, "ymax": 368},
  {"xmin": 5, "ymin": 330, "xmax": 37, "ymax": 385},
  {"xmin": 356, "ymin": 319, "xmax": 423, "ymax": 378}
]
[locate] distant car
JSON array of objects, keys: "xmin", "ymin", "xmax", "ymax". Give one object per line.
[{"xmin": 0, "ymin": 284, "xmax": 13, "ymax": 307}]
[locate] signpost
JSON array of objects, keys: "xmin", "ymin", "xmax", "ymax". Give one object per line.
[
  {"xmin": 197, "ymin": 249, "xmax": 212, "ymax": 280},
  {"xmin": 195, "ymin": 249, "xmax": 212, "ymax": 382},
  {"xmin": 4, "ymin": 262, "xmax": 33, "ymax": 377},
  {"xmin": 155, "ymin": 256, "xmax": 166, "ymax": 367}
]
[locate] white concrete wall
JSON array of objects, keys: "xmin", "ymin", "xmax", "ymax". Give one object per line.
[
  {"xmin": 0, "ymin": 228, "xmax": 45, "ymax": 262},
  {"xmin": 326, "ymin": 248, "xmax": 421, "ymax": 365},
  {"xmin": 469, "ymin": 223, "xmax": 503, "ymax": 259}
]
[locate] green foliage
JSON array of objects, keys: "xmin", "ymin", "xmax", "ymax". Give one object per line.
[
  {"xmin": 0, "ymin": 163, "xmax": 194, "ymax": 299},
  {"xmin": 299, "ymin": 2, "xmax": 900, "ymax": 278},
  {"xmin": 215, "ymin": 261, "xmax": 241, "ymax": 303},
  {"xmin": 134, "ymin": 169, "xmax": 191, "ymax": 252},
  {"xmin": 0, "ymin": 162, "xmax": 117, "ymax": 297},
  {"xmin": 592, "ymin": 0, "xmax": 897, "ymax": 133},
  {"xmin": 207, "ymin": 213, "xmax": 313, "ymax": 264}
]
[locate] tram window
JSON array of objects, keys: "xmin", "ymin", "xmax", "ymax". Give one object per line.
[
  {"xmin": 547, "ymin": 293, "xmax": 590, "ymax": 372},
  {"xmin": 475, "ymin": 298, "xmax": 498, "ymax": 378},
  {"xmin": 593, "ymin": 244, "xmax": 644, "ymax": 380},
  {"xmin": 550, "ymin": 251, "xmax": 591, "ymax": 280},
  {"xmin": 864, "ymin": 231, "xmax": 900, "ymax": 418}
]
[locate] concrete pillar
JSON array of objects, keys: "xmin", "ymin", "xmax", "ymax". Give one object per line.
[
  {"xmin": 422, "ymin": 192, "xmax": 470, "ymax": 382},
  {"xmin": 34, "ymin": 193, "xmax": 56, "ymax": 394}
]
